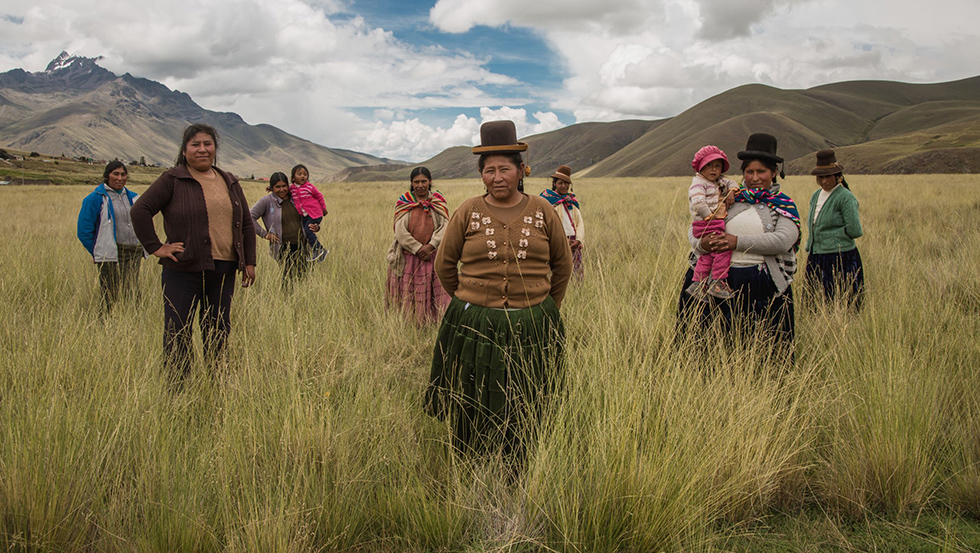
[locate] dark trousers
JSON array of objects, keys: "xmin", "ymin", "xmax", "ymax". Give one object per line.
[
  {"xmin": 302, "ymin": 215, "xmax": 323, "ymax": 253},
  {"xmin": 280, "ymin": 242, "xmax": 312, "ymax": 285},
  {"xmin": 97, "ymin": 245, "xmax": 143, "ymax": 313},
  {"xmin": 161, "ymin": 261, "xmax": 237, "ymax": 384}
]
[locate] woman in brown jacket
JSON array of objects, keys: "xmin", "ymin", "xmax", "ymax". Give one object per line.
[
  {"xmin": 131, "ymin": 123, "xmax": 256, "ymax": 387},
  {"xmin": 425, "ymin": 120, "xmax": 573, "ymax": 462}
]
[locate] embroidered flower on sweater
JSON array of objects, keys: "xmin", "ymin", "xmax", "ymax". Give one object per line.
[
  {"xmin": 520, "ymin": 228, "xmax": 530, "ymax": 237},
  {"xmin": 482, "ymin": 216, "xmax": 492, "ymax": 225},
  {"xmin": 485, "ymin": 228, "xmax": 495, "ymax": 235},
  {"xmin": 471, "ymin": 212, "xmax": 480, "ymax": 220},
  {"xmin": 535, "ymin": 210, "xmax": 544, "ymax": 220},
  {"xmin": 488, "ymin": 251, "xmax": 498, "ymax": 259},
  {"xmin": 523, "ymin": 216, "xmax": 533, "ymax": 224},
  {"xmin": 487, "ymin": 240, "xmax": 497, "ymax": 249},
  {"xmin": 534, "ymin": 220, "xmax": 544, "ymax": 228},
  {"xmin": 519, "ymin": 238, "xmax": 528, "ymax": 248},
  {"xmin": 470, "ymin": 221, "xmax": 481, "ymax": 230},
  {"xmin": 517, "ymin": 250, "xmax": 527, "ymax": 259}
]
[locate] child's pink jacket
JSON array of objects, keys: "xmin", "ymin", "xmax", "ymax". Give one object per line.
[{"xmin": 290, "ymin": 182, "xmax": 327, "ymax": 219}]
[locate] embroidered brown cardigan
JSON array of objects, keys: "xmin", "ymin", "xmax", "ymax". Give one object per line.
[{"xmin": 435, "ymin": 195, "xmax": 573, "ymax": 309}]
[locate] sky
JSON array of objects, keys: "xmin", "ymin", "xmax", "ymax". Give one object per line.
[{"xmin": 1, "ymin": 0, "xmax": 979, "ymax": 162}]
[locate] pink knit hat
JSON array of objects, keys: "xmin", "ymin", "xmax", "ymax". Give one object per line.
[{"xmin": 692, "ymin": 145, "xmax": 730, "ymax": 173}]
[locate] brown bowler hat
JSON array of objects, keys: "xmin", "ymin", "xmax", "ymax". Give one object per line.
[
  {"xmin": 737, "ymin": 133, "xmax": 783, "ymax": 164},
  {"xmin": 550, "ymin": 165, "xmax": 572, "ymax": 183},
  {"xmin": 811, "ymin": 149, "xmax": 844, "ymax": 176},
  {"xmin": 472, "ymin": 120, "xmax": 528, "ymax": 155}
]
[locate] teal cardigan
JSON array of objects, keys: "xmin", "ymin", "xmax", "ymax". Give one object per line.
[{"xmin": 805, "ymin": 186, "xmax": 863, "ymax": 254}]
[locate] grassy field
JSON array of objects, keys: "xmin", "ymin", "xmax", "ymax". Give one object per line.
[{"xmin": 2, "ymin": 171, "xmax": 980, "ymax": 552}]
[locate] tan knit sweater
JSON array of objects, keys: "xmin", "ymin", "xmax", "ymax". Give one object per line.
[{"xmin": 435, "ymin": 195, "xmax": 573, "ymax": 309}]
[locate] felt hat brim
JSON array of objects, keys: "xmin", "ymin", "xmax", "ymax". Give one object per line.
[
  {"xmin": 471, "ymin": 142, "xmax": 528, "ymax": 155},
  {"xmin": 550, "ymin": 172, "xmax": 572, "ymax": 183},
  {"xmin": 811, "ymin": 164, "xmax": 844, "ymax": 176}
]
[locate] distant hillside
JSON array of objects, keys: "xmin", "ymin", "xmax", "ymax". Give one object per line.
[
  {"xmin": 0, "ymin": 52, "xmax": 396, "ymax": 178},
  {"xmin": 332, "ymin": 119, "xmax": 664, "ymax": 182},
  {"xmin": 579, "ymin": 76, "xmax": 980, "ymax": 177}
]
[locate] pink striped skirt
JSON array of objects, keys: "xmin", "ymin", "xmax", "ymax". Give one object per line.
[{"xmin": 386, "ymin": 251, "xmax": 451, "ymax": 326}]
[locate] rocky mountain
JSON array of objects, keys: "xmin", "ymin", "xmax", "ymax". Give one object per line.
[{"xmin": 0, "ymin": 52, "xmax": 395, "ymax": 178}]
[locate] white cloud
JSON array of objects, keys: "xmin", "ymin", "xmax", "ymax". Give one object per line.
[
  {"xmin": 431, "ymin": 0, "xmax": 980, "ymax": 125},
  {"xmin": 349, "ymin": 108, "xmax": 563, "ymax": 161},
  {"xmin": 0, "ymin": 0, "xmax": 526, "ymax": 151},
  {"xmin": 3, "ymin": 0, "xmax": 980, "ymax": 162}
]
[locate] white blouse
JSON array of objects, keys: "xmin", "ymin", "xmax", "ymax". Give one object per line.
[{"xmin": 727, "ymin": 207, "xmax": 767, "ymax": 266}]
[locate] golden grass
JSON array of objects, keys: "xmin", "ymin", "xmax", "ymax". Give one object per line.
[{"xmin": 1, "ymin": 174, "xmax": 979, "ymax": 551}]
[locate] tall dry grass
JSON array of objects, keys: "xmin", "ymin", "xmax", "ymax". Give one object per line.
[{"xmin": 1, "ymin": 174, "xmax": 978, "ymax": 551}]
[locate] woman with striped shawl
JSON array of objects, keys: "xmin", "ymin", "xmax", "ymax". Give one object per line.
[
  {"xmin": 385, "ymin": 167, "xmax": 451, "ymax": 326},
  {"xmin": 540, "ymin": 165, "xmax": 585, "ymax": 279},
  {"xmin": 678, "ymin": 133, "xmax": 800, "ymax": 357}
]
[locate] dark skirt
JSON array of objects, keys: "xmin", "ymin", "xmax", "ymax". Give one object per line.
[
  {"xmin": 426, "ymin": 296, "xmax": 565, "ymax": 457},
  {"xmin": 678, "ymin": 265, "xmax": 794, "ymax": 348},
  {"xmin": 805, "ymin": 248, "xmax": 864, "ymax": 309}
]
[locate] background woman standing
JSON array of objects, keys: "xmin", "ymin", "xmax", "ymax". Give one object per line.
[
  {"xmin": 385, "ymin": 166, "xmax": 451, "ymax": 326},
  {"xmin": 541, "ymin": 164, "xmax": 585, "ymax": 279},
  {"xmin": 250, "ymin": 171, "xmax": 319, "ymax": 285},
  {"xmin": 804, "ymin": 149, "xmax": 864, "ymax": 308},
  {"xmin": 76, "ymin": 161, "xmax": 144, "ymax": 314}
]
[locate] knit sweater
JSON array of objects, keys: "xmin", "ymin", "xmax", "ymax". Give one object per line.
[
  {"xmin": 689, "ymin": 174, "xmax": 738, "ymax": 220},
  {"xmin": 805, "ymin": 186, "xmax": 862, "ymax": 254},
  {"xmin": 131, "ymin": 165, "xmax": 256, "ymax": 272},
  {"xmin": 435, "ymin": 195, "xmax": 573, "ymax": 309},
  {"xmin": 290, "ymin": 182, "xmax": 326, "ymax": 219}
]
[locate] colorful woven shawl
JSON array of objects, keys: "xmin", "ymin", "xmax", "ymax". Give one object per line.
[
  {"xmin": 735, "ymin": 186, "xmax": 801, "ymax": 248},
  {"xmin": 540, "ymin": 188, "xmax": 579, "ymax": 209},
  {"xmin": 394, "ymin": 190, "xmax": 449, "ymax": 223}
]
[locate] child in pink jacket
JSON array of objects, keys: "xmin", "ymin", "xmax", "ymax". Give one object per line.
[
  {"xmin": 687, "ymin": 146, "xmax": 739, "ymax": 300},
  {"xmin": 289, "ymin": 164, "xmax": 328, "ymax": 261}
]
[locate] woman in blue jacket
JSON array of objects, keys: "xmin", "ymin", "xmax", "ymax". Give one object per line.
[{"xmin": 77, "ymin": 161, "xmax": 145, "ymax": 313}]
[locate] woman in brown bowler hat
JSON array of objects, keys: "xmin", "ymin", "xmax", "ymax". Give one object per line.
[
  {"xmin": 804, "ymin": 149, "xmax": 864, "ymax": 308},
  {"xmin": 425, "ymin": 120, "xmax": 573, "ymax": 464},
  {"xmin": 540, "ymin": 164, "xmax": 585, "ymax": 279}
]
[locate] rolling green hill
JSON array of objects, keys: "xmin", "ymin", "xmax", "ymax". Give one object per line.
[
  {"xmin": 581, "ymin": 76, "xmax": 980, "ymax": 177},
  {"xmin": 333, "ymin": 119, "xmax": 664, "ymax": 182}
]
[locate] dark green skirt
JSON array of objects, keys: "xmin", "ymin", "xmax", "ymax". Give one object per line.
[{"xmin": 425, "ymin": 296, "xmax": 565, "ymax": 455}]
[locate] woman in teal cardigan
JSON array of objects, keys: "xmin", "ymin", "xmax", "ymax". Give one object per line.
[{"xmin": 804, "ymin": 149, "xmax": 864, "ymax": 308}]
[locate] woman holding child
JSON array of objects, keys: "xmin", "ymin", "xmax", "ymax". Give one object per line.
[
  {"xmin": 678, "ymin": 133, "xmax": 800, "ymax": 351},
  {"xmin": 250, "ymin": 171, "xmax": 321, "ymax": 284}
]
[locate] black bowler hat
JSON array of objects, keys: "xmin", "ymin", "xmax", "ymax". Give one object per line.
[{"xmin": 737, "ymin": 133, "xmax": 783, "ymax": 164}]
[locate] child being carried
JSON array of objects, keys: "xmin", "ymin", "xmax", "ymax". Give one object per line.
[
  {"xmin": 687, "ymin": 145, "xmax": 739, "ymax": 300},
  {"xmin": 289, "ymin": 164, "xmax": 328, "ymax": 262}
]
